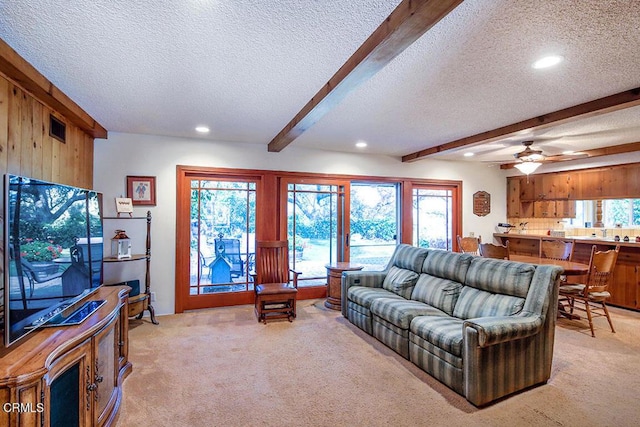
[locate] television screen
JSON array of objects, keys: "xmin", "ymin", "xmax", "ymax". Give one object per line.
[{"xmin": 2, "ymin": 174, "xmax": 103, "ymax": 347}]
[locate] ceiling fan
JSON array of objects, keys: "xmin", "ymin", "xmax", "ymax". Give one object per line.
[{"xmin": 513, "ymin": 141, "xmax": 545, "ymax": 174}]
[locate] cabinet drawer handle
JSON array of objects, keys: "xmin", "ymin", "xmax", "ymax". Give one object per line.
[{"xmin": 87, "ymin": 383, "xmax": 97, "ymax": 392}]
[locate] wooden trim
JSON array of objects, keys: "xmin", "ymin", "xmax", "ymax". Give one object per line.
[
  {"xmin": 402, "ymin": 87, "xmax": 640, "ymax": 162},
  {"xmin": 500, "ymin": 141, "xmax": 640, "ymax": 169},
  {"xmin": 267, "ymin": 0, "xmax": 464, "ymax": 153},
  {"xmin": 0, "ymin": 38, "xmax": 107, "ymax": 139}
]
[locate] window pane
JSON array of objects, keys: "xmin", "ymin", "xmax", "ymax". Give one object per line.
[
  {"xmin": 413, "ymin": 188, "xmax": 453, "ymax": 250},
  {"xmin": 190, "ymin": 180, "xmax": 256, "ymax": 294},
  {"xmin": 350, "ymin": 183, "xmax": 399, "ymax": 270},
  {"xmin": 288, "ymin": 184, "xmax": 341, "ymax": 286}
]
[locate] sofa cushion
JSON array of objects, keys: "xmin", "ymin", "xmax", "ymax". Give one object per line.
[
  {"xmin": 348, "ymin": 286, "xmax": 403, "ymax": 309},
  {"xmin": 392, "ymin": 244, "xmax": 429, "ymax": 271},
  {"xmin": 410, "ymin": 274, "xmax": 463, "ymax": 316},
  {"xmin": 421, "ymin": 250, "xmax": 472, "ymax": 284},
  {"xmin": 464, "ymin": 257, "xmax": 535, "ymax": 298},
  {"xmin": 410, "ymin": 316, "xmax": 465, "ymax": 357},
  {"xmin": 370, "ymin": 298, "xmax": 448, "ymax": 330},
  {"xmin": 382, "ymin": 266, "xmax": 420, "ymax": 298},
  {"xmin": 453, "ymin": 287, "xmax": 525, "ymax": 319}
]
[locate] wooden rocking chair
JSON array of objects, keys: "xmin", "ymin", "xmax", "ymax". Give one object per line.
[{"xmin": 252, "ymin": 241, "xmax": 301, "ymax": 324}]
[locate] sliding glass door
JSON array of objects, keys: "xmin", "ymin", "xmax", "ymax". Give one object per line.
[
  {"xmin": 349, "ymin": 182, "xmax": 400, "ymax": 270},
  {"xmin": 285, "ymin": 180, "xmax": 348, "ymax": 286}
]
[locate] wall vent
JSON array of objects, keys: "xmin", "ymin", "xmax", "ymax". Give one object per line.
[{"xmin": 49, "ymin": 115, "xmax": 66, "ymax": 143}]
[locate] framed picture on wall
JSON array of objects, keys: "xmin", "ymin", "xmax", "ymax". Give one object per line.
[{"xmin": 127, "ymin": 176, "xmax": 156, "ymax": 206}]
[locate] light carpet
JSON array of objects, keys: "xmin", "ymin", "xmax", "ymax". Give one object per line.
[{"xmin": 116, "ymin": 300, "xmax": 640, "ymax": 427}]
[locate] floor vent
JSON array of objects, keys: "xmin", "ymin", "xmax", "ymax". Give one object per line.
[{"xmin": 49, "ymin": 115, "xmax": 66, "ymax": 143}]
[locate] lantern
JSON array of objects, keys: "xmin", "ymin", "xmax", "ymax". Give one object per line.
[{"xmin": 111, "ymin": 229, "xmax": 132, "ymax": 259}]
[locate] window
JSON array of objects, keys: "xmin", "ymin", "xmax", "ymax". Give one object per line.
[
  {"xmin": 413, "ymin": 187, "xmax": 454, "ymax": 250},
  {"xmin": 603, "ymin": 199, "xmax": 640, "ymax": 226}
]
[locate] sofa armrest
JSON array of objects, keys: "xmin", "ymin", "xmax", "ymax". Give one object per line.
[
  {"xmin": 340, "ymin": 271, "xmax": 387, "ymax": 317},
  {"xmin": 464, "ymin": 315, "xmax": 544, "ymax": 347}
]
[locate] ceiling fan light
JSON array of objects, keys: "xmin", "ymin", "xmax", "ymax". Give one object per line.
[
  {"xmin": 520, "ymin": 152, "xmax": 545, "ymax": 162},
  {"xmin": 514, "ymin": 161, "xmax": 542, "ymax": 175}
]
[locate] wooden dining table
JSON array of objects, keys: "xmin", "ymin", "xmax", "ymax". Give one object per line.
[
  {"xmin": 508, "ymin": 254, "xmax": 590, "ymax": 320},
  {"xmin": 509, "ymin": 254, "xmax": 589, "ymax": 276}
]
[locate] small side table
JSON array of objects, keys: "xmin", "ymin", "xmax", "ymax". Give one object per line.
[{"xmin": 325, "ymin": 262, "xmax": 363, "ymax": 310}]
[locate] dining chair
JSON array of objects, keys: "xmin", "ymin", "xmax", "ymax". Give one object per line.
[
  {"xmin": 252, "ymin": 240, "xmax": 301, "ymax": 324},
  {"xmin": 539, "ymin": 239, "xmax": 574, "ymax": 261},
  {"xmin": 558, "ymin": 245, "xmax": 619, "ymax": 337},
  {"xmin": 457, "ymin": 235, "xmax": 481, "ymax": 255},
  {"xmin": 540, "ymin": 239, "xmax": 574, "ymax": 284},
  {"xmin": 478, "ymin": 241, "xmax": 510, "ymax": 260}
]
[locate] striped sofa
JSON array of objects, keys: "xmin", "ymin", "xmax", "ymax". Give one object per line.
[{"xmin": 341, "ymin": 244, "xmax": 562, "ymax": 406}]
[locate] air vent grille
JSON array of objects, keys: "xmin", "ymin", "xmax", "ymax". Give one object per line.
[{"xmin": 49, "ymin": 115, "xmax": 66, "ymax": 143}]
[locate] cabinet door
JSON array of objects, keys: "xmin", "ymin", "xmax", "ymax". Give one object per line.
[
  {"xmin": 545, "ymin": 173, "xmax": 572, "ymax": 199},
  {"xmin": 519, "ymin": 176, "xmax": 537, "ymax": 201},
  {"xmin": 507, "ymin": 178, "xmax": 521, "ymax": 217},
  {"xmin": 534, "ymin": 200, "xmax": 554, "ymax": 217},
  {"xmin": 555, "ymin": 200, "xmax": 576, "ymax": 218},
  {"xmin": 94, "ymin": 314, "xmax": 119, "ymax": 426},
  {"xmin": 46, "ymin": 338, "xmax": 92, "ymax": 427},
  {"xmin": 607, "ymin": 264, "xmax": 636, "ymax": 309}
]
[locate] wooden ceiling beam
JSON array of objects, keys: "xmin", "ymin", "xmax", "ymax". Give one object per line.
[
  {"xmin": 500, "ymin": 141, "xmax": 640, "ymax": 169},
  {"xmin": 267, "ymin": 0, "xmax": 464, "ymax": 153},
  {"xmin": 402, "ymin": 87, "xmax": 640, "ymax": 162}
]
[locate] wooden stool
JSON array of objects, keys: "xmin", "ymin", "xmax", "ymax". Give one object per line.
[{"xmin": 254, "ymin": 283, "xmax": 298, "ymax": 324}]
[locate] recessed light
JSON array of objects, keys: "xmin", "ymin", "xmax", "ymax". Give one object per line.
[
  {"xmin": 195, "ymin": 126, "xmax": 210, "ymax": 133},
  {"xmin": 532, "ymin": 55, "xmax": 563, "ymax": 69},
  {"xmin": 355, "ymin": 141, "xmax": 367, "ymax": 148},
  {"xmin": 463, "ymin": 152, "xmax": 474, "ymax": 157}
]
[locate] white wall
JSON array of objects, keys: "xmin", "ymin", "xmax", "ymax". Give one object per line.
[{"xmin": 94, "ymin": 132, "xmax": 507, "ymax": 315}]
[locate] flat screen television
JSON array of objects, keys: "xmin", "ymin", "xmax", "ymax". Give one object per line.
[{"xmin": 2, "ymin": 174, "xmax": 103, "ymax": 347}]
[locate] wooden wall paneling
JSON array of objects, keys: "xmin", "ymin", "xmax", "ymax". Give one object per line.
[
  {"xmin": 31, "ymin": 99, "xmax": 43, "ymax": 179},
  {"xmin": 19, "ymin": 89, "xmax": 33, "ymax": 177},
  {"xmin": 0, "ymin": 77, "xmax": 8, "ymax": 173},
  {"xmin": 7, "ymin": 84, "xmax": 22, "ymax": 174},
  {"xmin": 50, "ymin": 113, "xmax": 61, "ymax": 183},
  {"xmin": 58, "ymin": 115, "xmax": 70, "ymax": 185},
  {"xmin": 72, "ymin": 125, "xmax": 83, "ymax": 186},
  {"xmin": 41, "ymin": 105, "xmax": 53, "ymax": 181}
]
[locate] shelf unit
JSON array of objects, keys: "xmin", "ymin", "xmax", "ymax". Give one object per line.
[{"xmin": 103, "ymin": 211, "xmax": 158, "ymax": 325}]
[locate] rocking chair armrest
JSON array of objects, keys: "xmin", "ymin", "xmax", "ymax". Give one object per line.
[{"xmin": 290, "ymin": 269, "xmax": 302, "ymax": 286}]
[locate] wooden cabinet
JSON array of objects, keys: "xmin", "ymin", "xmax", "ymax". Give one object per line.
[
  {"xmin": 532, "ymin": 200, "xmax": 575, "ymax": 218},
  {"xmin": 103, "ymin": 211, "xmax": 158, "ymax": 325},
  {"xmin": 507, "ymin": 177, "xmax": 533, "ymax": 218},
  {"xmin": 0, "ymin": 286, "xmax": 131, "ymax": 427},
  {"xmin": 509, "ymin": 176, "xmax": 576, "ymax": 218}
]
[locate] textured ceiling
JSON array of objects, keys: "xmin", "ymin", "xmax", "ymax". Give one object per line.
[{"xmin": 1, "ymin": 0, "xmax": 639, "ymax": 166}]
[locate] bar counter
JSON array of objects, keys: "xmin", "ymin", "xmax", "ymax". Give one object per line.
[{"xmin": 494, "ymin": 233, "xmax": 640, "ymax": 311}]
